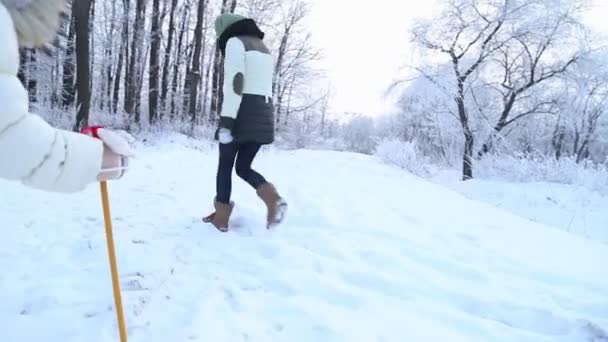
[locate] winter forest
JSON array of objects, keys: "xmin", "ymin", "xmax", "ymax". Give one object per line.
[
  {"xmin": 22, "ymin": 0, "xmax": 326, "ymax": 135},
  {"xmin": 3, "ymin": 0, "xmax": 608, "ymax": 340},
  {"xmin": 18, "ymin": 0, "xmax": 608, "ymax": 186}
]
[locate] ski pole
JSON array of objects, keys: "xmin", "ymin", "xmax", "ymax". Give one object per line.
[
  {"xmin": 100, "ymin": 180, "xmax": 128, "ymax": 342},
  {"xmin": 82, "ymin": 126, "xmax": 128, "ymax": 342}
]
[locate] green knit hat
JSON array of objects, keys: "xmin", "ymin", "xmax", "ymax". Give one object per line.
[{"xmin": 214, "ymin": 13, "xmax": 247, "ymax": 38}]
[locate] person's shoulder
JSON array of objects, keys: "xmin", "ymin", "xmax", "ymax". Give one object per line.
[
  {"xmin": 226, "ymin": 36, "xmax": 246, "ymax": 48},
  {"xmin": 225, "ymin": 36, "xmax": 246, "ymax": 54}
]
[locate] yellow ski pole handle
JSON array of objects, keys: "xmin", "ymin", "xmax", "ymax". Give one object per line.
[{"xmin": 100, "ymin": 181, "xmax": 128, "ymax": 342}]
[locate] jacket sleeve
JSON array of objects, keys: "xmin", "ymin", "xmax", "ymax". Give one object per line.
[
  {"xmin": 218, "ymin": 37, "xmax": 246, "ymax": 130},
  {"xmin": 0, "ymin": 74, "xmax": 103, "ymax": 193}
]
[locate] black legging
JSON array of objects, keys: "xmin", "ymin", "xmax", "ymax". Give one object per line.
[{"xmin": 216, "ymin": 142, "xmax": 267, "ymax": 204}]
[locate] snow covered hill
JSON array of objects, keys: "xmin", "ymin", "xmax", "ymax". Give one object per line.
[
  {"xmin": 1, "ymin": 135, "xmax": 607, "ymax": 342},
  {"xmin": 433, "ymin": 175, "xmax": 608, "ymax": 245}
]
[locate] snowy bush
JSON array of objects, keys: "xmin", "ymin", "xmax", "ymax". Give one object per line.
[
  {"xmin": 340, "ymin": 114, "xmax": 378, "ymax": 154},
  {"xmin": 373, "ymin": 133, "xmax": 608, "ymax": 194},
  {"xmin": 277, "ymin": 119, "xmax": 321, "ymax": 149},
  {"xmin": 475, "ymin": 152, "xmax": 608, "ymax": 195},
  {"xmin": 374, "ymin": 138, "xmax": 436, "ymax": 177}
]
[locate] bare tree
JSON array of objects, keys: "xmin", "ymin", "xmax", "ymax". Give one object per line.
[
  {"xmin": 476, "ymin": 1, "xmax": 583, "ymax": 157},
  {"xmin": 14, "ymin": 0, "xmax": 323, "ymax": 140},
  {"xmin": 171, "ymin": 1, "xmax": 192, "ymax": 118},
  {"xmin": 411, "ymin": 0, "xmax": 516, "ymax": 179},
  {"xmin": 271, "ymin": 0, "xmax": 321, "ymax": 129},
  {"xmin": 160, "ymin": 0, "xmax": 179, "ymax": 118},
  {"xmin": 112, "ymin": 0, "xmax": 129, "ymax": 114},
  {"xmin": 239, "ymin": 0, "xmax": 278, "ymax": 26},
  {"xmin": 410, "ymin": 0, "xmax": 586, "ymax": 179},
  {"xmin": 557, "ymin": 56, "xmax": 608, "ymax": 163},
  {"xmin": 148, "ymin": 0, "xmax": 162, "ymax": 124},
  {"xmin": 99, "ymin": 0, "xmax": 118, "ymax": 111},
  {"xmin": 209, "ymin": 0, "xmax": 235, "ymax": 122},
  {"xmin": 18, "ymin": 50, "xmax": 38, "ymax": 103},
  {"xmin": 124, "ymin": 0, "xmax": 146, "ymax": 123},
  {"xmin": 187, "ymin": 0, "xmax": 209, "ymax": 124},
  {"xmin": 319, "ymin": 84, "xmax": 332, "ymax": 137},
  {"xmin": 73, "ymin": 0, "xmax": 93, "ymax": 131},
  {"xmin": 62, "ymin": 10, "xmax": 76, "ymax": 108}
]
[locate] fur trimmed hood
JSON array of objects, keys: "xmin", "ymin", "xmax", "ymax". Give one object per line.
[{"xmin": 0, "ymin": 0, "xmax": 67, "ymax": 48}]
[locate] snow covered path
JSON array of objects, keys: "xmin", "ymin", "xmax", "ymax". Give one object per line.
[{"xmin": 1, "ymin": 137, "xmax": 607, "ymax": 342}]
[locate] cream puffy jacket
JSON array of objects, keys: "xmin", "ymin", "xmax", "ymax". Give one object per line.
[{"xmin": 0, "ymin": 2, "xmax": 103, "ymax": 193}]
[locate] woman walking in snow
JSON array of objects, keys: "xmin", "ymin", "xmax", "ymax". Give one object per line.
[
  {"xmin": 0, "ymin": 0, "xmax": 131, "ymax": 193},
  {"xmin": 204, "ymin": 13, "xmax": 287, "ymax": 232}
]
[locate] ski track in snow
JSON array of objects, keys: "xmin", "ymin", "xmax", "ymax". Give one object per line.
[{"xmin": 1, "ymin": 138, "xmax": 607, "ymax": 342}]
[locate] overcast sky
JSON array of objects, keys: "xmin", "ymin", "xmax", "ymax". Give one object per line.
[{"xmin": 306, "ymin": 0, "xmax": 608, "ymax": 117}]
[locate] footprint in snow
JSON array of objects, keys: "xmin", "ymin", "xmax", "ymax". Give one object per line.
[
  {"xmin": 484, "ymin": 303, "xmax": 572, "ymax": 336},
  {"xmin": 222, "ymin": 287, "xmax": 241, "ymax": 312},
  {"xmin": 341, "ymin": 270, "xmax": 411, "ymax": 302},
  {"xmin": 84, "ymin": 216, "xmax": 98, "ymax": 223},
  {"xmin": 255, "ymin": 241, "xmax": 280, "ymax": 259},
  {"xmin": 446, "ymin": 296, "xmax": 573, "ymax": 337},
  {"xmin": 403, "ymin": 247, "xmax": 488, "ymax": 283}
]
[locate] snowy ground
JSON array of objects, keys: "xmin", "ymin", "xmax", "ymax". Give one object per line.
[
  {"xmin": 432, "ymin": 173, "xmax": 608, "ymax": 245},
  {"xmin": 1, "ymin": 134, "xmax": 607, "ymax": 342}
]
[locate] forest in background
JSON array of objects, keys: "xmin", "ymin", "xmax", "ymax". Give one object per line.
[
  {"xmin": 18, "ymin": 0, "xmax": 332, "ymax": 144},
  {"xmin": 346, "ymin": 0, "xmax": 608, "ymax": 185},
  {"xmin": 16, "ymin": 0, "xmax": 608, "ymax": 186}
]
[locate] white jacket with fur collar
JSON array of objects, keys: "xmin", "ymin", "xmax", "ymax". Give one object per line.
[{"xmin": 0, "ymin": 2, "xmax": 103, "ymax": 193}]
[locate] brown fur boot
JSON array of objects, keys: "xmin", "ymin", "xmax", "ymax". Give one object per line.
[
  {"xmin": 203, "ymin": 200, "xmax": 234, "ymax": 232},
  {"xmin": 256, "ymin": 182, "xmax": 287, "ymax": 229}
]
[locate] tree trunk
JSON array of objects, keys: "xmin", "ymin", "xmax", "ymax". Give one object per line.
[
  {"xmin": 284, "ymin": 74, "xmax": 295, "ymax": 127},
  {"xmin": 17, "ymin": 49, "xmax": 27, "ymax": 86},
  {"xmin": 89, "ymin": 0, "xmax": 95, "ymax": 95},
  {"xmin": 102, "ymin": 0, "xmax": 118, "ymax": 111},
  {"xmin": 125, "ymin": 0, "xmax": 145, "ymax": 123},
  {"xmin": 103, "ymin": 46, "xmax": 112, "ymax": 111},
  {"xmin": 576, "ymin": 140, "xmax": 590, "ymax": 164},
  {"xmin": 112, "ymin": 38, "xmax": 125, "ymax": 114},
  {"xmin": 456, "ymin": 81, "xmax": 473, "ymax": 180},
  {"xmin": 209, "ymin": 48, "xmax": 223, "ymax": 119},
  {"xmin": 27, "ymin": 51, "xmax": 37, "ymax": 103},
  {"xmin": 113, "ymin": 0, "xmax": 129, "ymax": 114},
  {"xmin": 462, "ymin": 129, "xmax": 474, "ymax": 181},
  {"xmin": 149, "ymin": 0, "xmax": 161, "ymax": 124},
  {"xmin": 73, "ymin": 0, "xmax": 92, "ymax": 131},
  {"xmin": 187, "ymin": 0, "xmax": 207, "ymax": 124},
  {"xmin": 202, "ymin": 45, "xmax": 213, "ymax": 122},
  {"xmin": 477, "ymin": 93, "xmax": 517, "ymax": 158},
  {"xmin": 273, "ymin": 32, "xmax": 288, "ymax": 124},
  {"xmin": 573, "ymin": 130, "xmax": 580, "ymax": 157},
  {"xmin": 62, "ymin": 12, "xmax": 76, "ymax": 108},
  {"xmin": 182, "ymin": 40, "xmax": 194, "ymax": 118},
  {"xmin": 576, "ymin": 124, "xmax": 596, "ymax": 164},
  {"xmin": 552, "ymin": 126, "xmax": 565, "ymax": 160},
  {"xmin": 171, "ymin": 4, "xmax": 189, "ymax": 118},
  {"xmin": 160, "ymin": 0, "xmax": 178, "ymax": 118},
  {"xmin": 209, "ymin": 0, "xmax": 230, "ymax": 119},
  {"xmin": 51, "ymin": 46, "xmax": 62, "ymax": 107}
]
